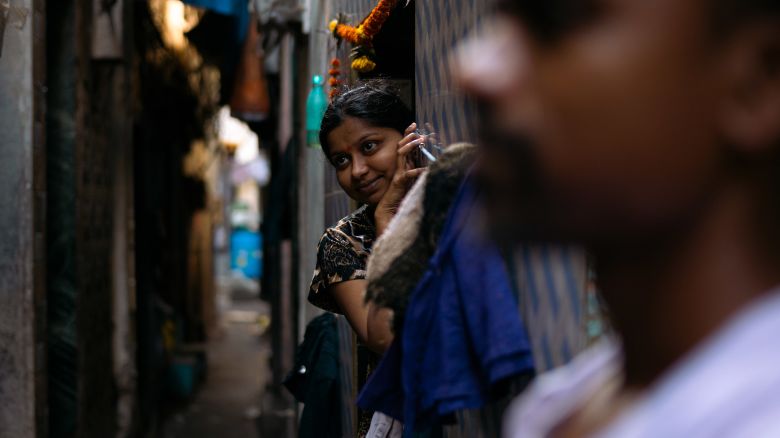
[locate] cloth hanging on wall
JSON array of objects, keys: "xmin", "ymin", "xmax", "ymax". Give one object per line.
[
  {"xmin": 182, "ymin": 0, "xmax": 246, "ymax": 16},
  {"xmin": 358, "ymin": 151, "xmax": 535, "ymax": 431},
  {"xmin": 284, "ymin": 313, "xmax": 343, "ymax": 438},
  {"xmin": 229, "ymin": 12, "xmax": 271, "ymax": 122},
  {"xmin": 182, "ymin": 0, "xmax": 249, "ymax": 42}
]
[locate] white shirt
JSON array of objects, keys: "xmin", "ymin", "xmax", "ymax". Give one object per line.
[{"xmin": 505, "ymin": 288, "xmax": 780, "ymax": 438}]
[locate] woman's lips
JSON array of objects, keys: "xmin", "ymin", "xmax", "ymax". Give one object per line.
[{"xmin": 357, "ymin": 176, "xmax": 383, "ymax": 194}]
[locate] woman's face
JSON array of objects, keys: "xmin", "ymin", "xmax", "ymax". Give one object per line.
[{"xmin": 326, "ymin": 116, "xmax": 402, "ymax": 206}]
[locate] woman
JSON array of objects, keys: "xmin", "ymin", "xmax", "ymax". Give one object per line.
[{"xmin": 308, "ymin": 80, "xmax": 424, "ymax": 436}]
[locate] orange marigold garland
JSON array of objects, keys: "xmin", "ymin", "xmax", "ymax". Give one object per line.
[
  {"xmin": 359, "ymin": 0, "xmax": 396, "ymax": 38},
  {"xmin": 330, "ymin": 19, "xmax": 367, "ymax": 45},
  {"xmin": 329, "ymin": 0, "xmax": 399, "ymax": 73},
  {"xmin": 328, "ymin": 58, "xmax": 342, "ymax": 99}
]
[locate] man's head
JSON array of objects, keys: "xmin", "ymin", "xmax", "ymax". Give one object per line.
[{"xmin": 456, "ymin": 0, "xmax": 780, "ymax": 247}]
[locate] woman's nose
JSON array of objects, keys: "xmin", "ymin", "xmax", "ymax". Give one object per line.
[{"xmin": 351, "ymin": 156, "xmax": 369, "ymax": 179}]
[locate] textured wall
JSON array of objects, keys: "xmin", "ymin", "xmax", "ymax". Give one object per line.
[
  {"xmin": 339, "ymin": 0, "xmax": 376, "ymax": 19},
  {"xmin": 0, "ymin": 0, "xmax": 47, "ymax": 435},
  {"xmin": 415, "ymin": 0, "xmax": 487, "ymax": 146}
]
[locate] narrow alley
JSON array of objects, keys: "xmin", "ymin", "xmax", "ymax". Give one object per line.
[
  {"xmin": 7, "ymin": 0, "xmax": 778, "ymax": 438},
  {"xmin": 3, "ymin": 0, "xmax": 577, "ymax": 436},
  {"xmin": 159, "ymin": 280, "xmax": 272, "ymax": 438}
]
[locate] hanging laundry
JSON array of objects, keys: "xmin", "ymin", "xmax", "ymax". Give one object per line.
[
  {"xmin": 182, "ymin": 0, "xmax": 246, "ymax": 17},
  {"xmin": 358, "ymin": 166, "xmax": 535, "ymax": 431},
  {"xmin": 284, "ymin": 313, "xmax": 343, "ymax": 438},
  {"xmin": 182, "ymin": 0, "xmax": 250, "ymax": 60},
  {"xmin": 182, "ymin": 0, "xmax": 249, "ymax": 43},
  {"xmin": 229, "ymin": 12, "xmax": 271, "ymax": 122},
  {"xmin": 183, "ymin": 0, "xmax": 252, "ymax": 109}
]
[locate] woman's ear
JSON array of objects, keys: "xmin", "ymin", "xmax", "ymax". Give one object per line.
[{"xmin": 718, "ymin": 21, "xmax": 780, "ymax": 153}]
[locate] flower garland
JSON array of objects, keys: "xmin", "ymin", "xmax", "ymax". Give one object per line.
[
  {"xmin": 329, "ymin": 0, "xmax": 399, "ymax": 73},
  {"xmin": 329, "ymin": 19, "xmax": 367, "ymax": 45},
  {"xmin": 351, "ymin": 56, "xmax": 376, "ymax": 73},
  {"xmin": 328, "ymin": 58, "xmax": 342, "ymax": 99}
]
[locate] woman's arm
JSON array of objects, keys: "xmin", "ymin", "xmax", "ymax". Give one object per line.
[{"xmin": 329, "ymin": 279, "xmax": 394, "ymax": 354}]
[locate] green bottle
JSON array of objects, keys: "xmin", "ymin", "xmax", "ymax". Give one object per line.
[{"xmin": 306, "ymin": 75, "xmax": 328, "ymax": 148}]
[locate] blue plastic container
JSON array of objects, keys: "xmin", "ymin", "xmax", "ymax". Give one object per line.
[
  {"xmin": 168, "ymin": 356, "xmax": 197, "ymax": 399},
  {"xmin": 230, "ymin": 230, "xmax": 263, "ymax": 279}
]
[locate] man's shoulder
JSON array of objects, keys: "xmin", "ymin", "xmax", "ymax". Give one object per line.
[{"xmin": 504, "ymin": 341, "xmax": 620, "ymax": 437}]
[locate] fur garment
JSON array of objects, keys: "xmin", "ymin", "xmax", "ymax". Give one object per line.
[{"xmin": 365, "ymin": 143, "xmax": 477, "ymax": 331}]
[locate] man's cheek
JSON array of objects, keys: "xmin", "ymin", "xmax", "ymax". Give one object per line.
[{"xmin": 476, "ymin": 156, "xmax": 513, "ymax": 206}]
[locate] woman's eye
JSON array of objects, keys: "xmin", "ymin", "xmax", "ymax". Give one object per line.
[
  {"xmin": 362, "ymin": 141, "xmax": 379, "ymax": 153},
  {"xmin": 332, "ymin": 155, "xmax": 349, "ymax": 169}
]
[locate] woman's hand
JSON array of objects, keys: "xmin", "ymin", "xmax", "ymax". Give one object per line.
[{"xmin": 375, "ymin": 123, "xmax": 426, "ymax": 236}]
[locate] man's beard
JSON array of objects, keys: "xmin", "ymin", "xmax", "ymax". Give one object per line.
[{"xmin": 474, "ymin": 104, "xmax": 578, "ymax": 244}]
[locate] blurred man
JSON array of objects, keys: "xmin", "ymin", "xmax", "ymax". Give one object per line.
[{"xmin": 455, "ymin": 0, "xmax": 780, "ymax": 436}]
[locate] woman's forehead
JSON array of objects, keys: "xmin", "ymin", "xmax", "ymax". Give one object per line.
[
  {"xmin": 328, "ymin": 118, "xmax": 389, "ymax": 151},
  {"xmin": 334, "ymin": 117, "xmax": 376, "ymax": 135}
]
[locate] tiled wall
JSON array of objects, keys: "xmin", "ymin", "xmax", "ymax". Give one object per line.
[{"xmin": 415, "ymin": 0, "xmax": 487, "ymax": 146}]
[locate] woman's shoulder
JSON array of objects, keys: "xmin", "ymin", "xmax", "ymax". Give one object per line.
[
  {"xmin": 331, "ymin": 204, "xmax": 374, "ymax": 234},
  {"xmin": 319, "ymin": 205, "xmax": 375, "ymax": 250},
  {"xmin": 310, "ymin": 205, "xmax": 374, "ymax": 313}
]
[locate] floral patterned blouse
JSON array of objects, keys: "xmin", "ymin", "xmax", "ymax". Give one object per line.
[{"xmin": 309, "ymin": 204, "xmax": 375, "ymax": 313}]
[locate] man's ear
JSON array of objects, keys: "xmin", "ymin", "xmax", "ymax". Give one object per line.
[{"xmin": 718, "ymin": 20, "xmax": 780, "ymax": 153}]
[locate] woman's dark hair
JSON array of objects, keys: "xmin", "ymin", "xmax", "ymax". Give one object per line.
[{"xmin": 319, "ymin": 79, "xmax": 414, "ymax": 156}]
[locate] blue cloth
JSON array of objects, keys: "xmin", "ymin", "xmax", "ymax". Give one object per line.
[
  {"xmin": 358, "ymin": 179, "xmax": 534, "ymax": 431},
  {"xmin": 358, "ymin": 339, "xmax": 405, "ymax": 420},
  {"xmin": 182, "ymin": 0, "xmax": 249, "ymax": 42},
  {"xmin": 182, "ymin": 0, "xmax": 246, "ymax": 16}
]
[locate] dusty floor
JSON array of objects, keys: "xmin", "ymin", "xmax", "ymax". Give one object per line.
[{"xmin": 160, "ymin": 292, "xmax": 272, "ymax": 438}]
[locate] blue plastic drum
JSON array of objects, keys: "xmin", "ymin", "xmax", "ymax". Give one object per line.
[{"xmin": 230, "ymin": 230, "xmax": 263, "ymax": 279}]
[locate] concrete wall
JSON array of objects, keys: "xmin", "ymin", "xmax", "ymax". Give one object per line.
[
  {"xmin": 0, "ymin": 0, "xmax": 47, "ymax": 436},
  {"xmin": 297, "ymin": 0, "xmax": 330, "ymax": 342}
]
